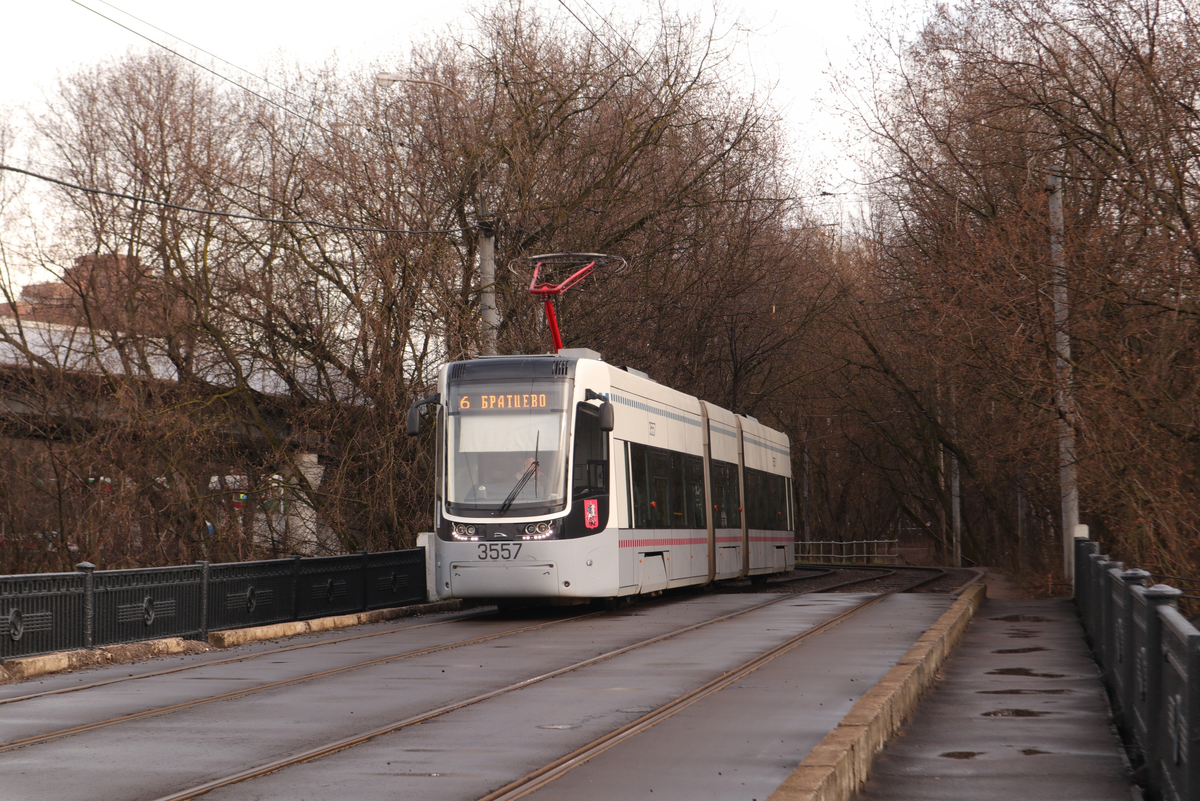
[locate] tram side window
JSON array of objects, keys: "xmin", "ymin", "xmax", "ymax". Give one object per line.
[
  {"xmin": 711, "ymin": 460, "xmax": 741, "ymax": 529},
  {"xmin": 685, "ymin": 455, "xmax": 705, "ymax": 528},
  {"xmin": 627, "ymin": 442, "xmax": 702, "ymax": 529},
  {"xmin": 744, "ymin": 469, "xmax": 760, "ymax": 529},
  {"xmin": 629, "ymin": 442, "xmax": 650, "ymax": 528},
  {"xmin": 572, "ymin": 403, "xmax": 608, "ymax": 499},
  {"xmin": 650, "ymin": 449, "xmax": 672, "ymax": 528},
  {"xmin": 769, "ymin": 472, "xmax": 788, "ymax": 530},
  {"xmin": 669, "ymin": 453, "xmax": 688, "ymax": 528},
  {"xmin": 745, "ymin": 468, "xmax": 788, "ymax": 530},
  {"xmin": 786, "ymin": 477, "xmax": 795, "ymax": 530}
]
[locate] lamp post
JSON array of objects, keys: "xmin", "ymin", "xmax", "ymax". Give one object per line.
[{"xmin": 374, "ymin": 73, "xmax": 499, "ymax": 356}]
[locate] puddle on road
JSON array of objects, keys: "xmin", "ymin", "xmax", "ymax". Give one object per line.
[
  {"xmin": 993, "ymin": 647, "xmax": 1048, "ymax": 654},
  {"xmin": 992, "ymin": 615, "xmax": 1053, "ymax": 623},
  {"xmin": 940, "ymin": 751, "xmax": 984, "ymax": 759},
  {"xmin": 1021, "ymin": 748, "xmax": 1053, "ymax": 755},
  {"xmin": 987, "ymin": 667, "xmax": 1066, "ymax": 678},
  {"xmin": 982, "ymin": 708, "xmax": 1053, "ymax": 717}
]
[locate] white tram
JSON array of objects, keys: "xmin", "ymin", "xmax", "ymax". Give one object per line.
[{"xmin": 410, "ymin": 348, "xmax": 794, "ymax": 601}]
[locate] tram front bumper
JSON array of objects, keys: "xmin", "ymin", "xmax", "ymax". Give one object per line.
[{"xmin": 449, "ymin": 561, "xmax": 561, "ymax": 598}]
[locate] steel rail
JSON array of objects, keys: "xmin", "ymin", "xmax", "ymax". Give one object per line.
[
  {"xmin": 479, "ymin": 568, "xmax": 945, "ymax": 801},
  {"xmin": 765, "ymin": 567, "xmax": 836, "ymax": 582},
  {"xmin": 0, "ymin": 606, "xmax": 494, "ymax": 707},
  {"xmin": 146, "ymin": 593, "xmax": 809, "ymax": 801},
  {"xmin": 0, "ymin": 608, "xmax": 600, "ymax": 753},
  {"xmin": 743, "ymin": 565, "xmax": 899, "ymax": 594},
  {"xmin": 799, "ymin": 566, "xmax": 896, "ymax": 591},
  {"xmin": 792, "ymin": 564, "xmax": 948, "ymax": 593}
]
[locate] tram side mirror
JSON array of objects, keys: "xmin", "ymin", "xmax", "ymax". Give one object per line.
[
  {"xmin": 599, "ymin": 401, "xmax": 615, "ymax": 432},
  {"xmin": 406, "ymin": 393, "xmax": 441, "ymax": 437}
]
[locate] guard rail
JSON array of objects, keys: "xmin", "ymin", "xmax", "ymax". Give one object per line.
[
  {"xmin": 0, "ymin": 548, "xmax": 426, "ymax": 659},
  {"xmin": 1075, "ymin": 536, "xmax": 1199, "ymax": 801}
]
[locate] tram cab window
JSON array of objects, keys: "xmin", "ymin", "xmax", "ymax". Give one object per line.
[
  {"xmin": 444, "ymin": 379, "xmax": 570, "ymax": 516},
  {"xmin": 572, "ymin": 402, "xmax": 609, "ymax": 499}
]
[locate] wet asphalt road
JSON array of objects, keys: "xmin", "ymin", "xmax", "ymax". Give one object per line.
[{"xmin": 0, "ymin": 592, "xmax": 951, "ymax": 801}]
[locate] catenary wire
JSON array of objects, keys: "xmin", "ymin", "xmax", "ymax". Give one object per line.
[
  {"xmin": 0, "ymin": 165, "xmax": 471, "ymax": 235},
  {"xmin": 86, "ymin": 0, "xmax": 308, "ymax": 106},
  {"xmin": 66, "ymin": 0, "xmax": 351, "ymax": 146}
]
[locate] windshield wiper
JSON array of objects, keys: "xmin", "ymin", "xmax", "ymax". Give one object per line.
[
  {"xmin": 500, "ymin": 460, "xmax": 538, "ymax": 514},
  {"xmin": 499, "ymin": 432, "xmax": 539, "ymax": 515}
]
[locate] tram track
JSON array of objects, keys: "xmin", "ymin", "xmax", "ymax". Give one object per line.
[
  {"xmin": 142, "ymin": 570, "xmax": 944, "ymax": 801},
  {"xmin": 0, "ymin": 607, "xmax": 600, "ymax": 753},
  {"xmin": 0, "ymin": 606, "xmax": 495, "ymax": 707},
  {"xmin": 481, "ymin": 568, "xmax": 947, "ymax": 801},
  {"xmin": 730, "ymin": 564, "xmax": 947, "ymax": 595},
  {"xmin": 815, "ymin": 565, "xmax": 947, "ymax": 593},
  {"xmin": 0, "ymin": 567, "xmax": 935, "ymax": 710}
]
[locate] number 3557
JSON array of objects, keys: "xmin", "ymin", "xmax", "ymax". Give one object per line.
[{"xmin": 478, "ymin": 543, "xmax": 521, "ymax": 560}]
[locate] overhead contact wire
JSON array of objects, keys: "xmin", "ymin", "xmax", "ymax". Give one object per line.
[
  {"xmin": 66, "ymin": 0, "xmax": 342, "ymax": 141},
  {"xmin": 0, "ymin": 165, "xmax": 470, "ymax": 235}
]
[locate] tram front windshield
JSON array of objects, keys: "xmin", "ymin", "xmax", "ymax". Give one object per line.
[{"xmin": 445, "ymin": 379, "xmax": 570, "ymax": 516}]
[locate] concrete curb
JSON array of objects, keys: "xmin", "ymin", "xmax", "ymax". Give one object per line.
[
  {"xmin": 950, "ymin": 568, "xmax": 988, "ymax": 596},
  {"xmin": 1, "ymin": 637, "xmax": 207, "ymax": 683},
  {"xmin": 0, "ymin": 599, "xmax": 465, "ymax": 683},
  {"xmin": 207, "ymin": 599, "xmax": 465, "ymax": 648},
  {"xmin": 767, "ymin": 583, "xmax": 987, "ymax": 801}
]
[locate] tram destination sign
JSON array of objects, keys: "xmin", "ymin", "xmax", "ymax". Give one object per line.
[{"xmin": 456, "ymin": 392, "xmax": 550, "ymax": 411}]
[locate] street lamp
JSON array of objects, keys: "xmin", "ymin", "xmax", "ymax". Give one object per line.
[
  {"xmin": 374, "ymin": 73, "xmax": 467, "ymax": 103},
  {"xmin": 374, "ymin": 72, "xmax": 499, "ymax": 356}
]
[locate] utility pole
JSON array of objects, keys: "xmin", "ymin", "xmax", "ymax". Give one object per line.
[
  {"xmin": 1048, "ymin": 171, "xmax": 1078, "ymax": 583},
  {"xmin": 1017, "ymin": 464, "xmax": 1028, "ymax": 572},
  {"xmin": 478, "ymin": 220, "xmax": 498, "ymax": 356},
  {"xmin": 949, "ymin": 384, "xmax": 962, "ymax": 568},
  {"xmin": 373, "ymin": 73, "xmax": 499, "ymax": 356},
  {"xmin": 801, "ymin": 433, "xmax": 811, "ymax": 543}
]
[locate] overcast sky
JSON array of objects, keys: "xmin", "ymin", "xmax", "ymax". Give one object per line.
[{"xmin": 0, "ymin": 0, "xmax": 906, "ymax": 267}]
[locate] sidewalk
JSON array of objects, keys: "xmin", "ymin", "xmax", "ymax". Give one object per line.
[{"xmin": 854, "ymin": 597, "xmax": 1138, "ymax": 801}]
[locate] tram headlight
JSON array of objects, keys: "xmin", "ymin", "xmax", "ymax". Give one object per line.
[
  {"xmin": 451, "ymin": 523, "xmax": 480, "ymax": 541},
  {"xmin": 522, "ymin": 521, "xmax": 556, "ymax": 540}
]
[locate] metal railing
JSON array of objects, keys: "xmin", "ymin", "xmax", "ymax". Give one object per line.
[
  {"xmin": 1075, "ymin": 537, "xmax": 1200, "ymax": 801},
  {"xmin": 795, "ymin": 539, "xmax": 900, "ymax": 564},
  {"xmin": 0, "ymin": 548, "xmax": 427, "ymax": 659}
]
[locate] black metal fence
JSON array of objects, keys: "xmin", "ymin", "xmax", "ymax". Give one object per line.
[
  {"xmin": 0, "ymin": 548, "xmax": 427, "ymax": 660},
  {"xmin": 794, "ymin": 539, "xmax": 900, "ymax": 564},
  {"xmin": 1075, "ymin": 537, "xmax": 1200, "ymax": 801}
]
